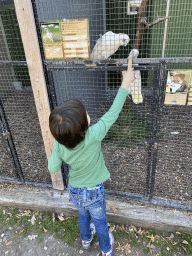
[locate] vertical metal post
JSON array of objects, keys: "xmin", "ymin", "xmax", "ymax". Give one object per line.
[
  {"xmin": 149, "ymin": 62, "xmax": 167, "ymax": 200},
  {"xmin": 0, "ymin": 98, "xmax": 25, "ymax": 183},
  {"xmin": 145, "ymin": 67, "xmax": 160, "ymax": 197},
  {"xmin": 31, "ymin": 0, "xmax": 57, "ymax": 111}
]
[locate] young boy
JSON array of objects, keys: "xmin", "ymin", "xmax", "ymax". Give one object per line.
[{"xmin": 48, "ymin": 66, "xmax": 135, "ymax": 256}]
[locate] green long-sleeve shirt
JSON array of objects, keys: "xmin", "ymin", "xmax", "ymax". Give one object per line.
[{"xmin": 48, "ymin": 87, "xmax": 128, "ymax": 188}]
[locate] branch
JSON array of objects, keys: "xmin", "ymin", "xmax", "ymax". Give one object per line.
[{"xmin": 146, "ymin": 16, "xmax": 171, "ymax": 28}]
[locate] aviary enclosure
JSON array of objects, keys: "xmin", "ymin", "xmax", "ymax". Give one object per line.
[{"xmin": 0, "ymin": 0, "xmax": 191, "ymax": 210}]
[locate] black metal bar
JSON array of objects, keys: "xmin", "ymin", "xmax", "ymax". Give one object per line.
[
  {"xmin": 149, "ymin": 62, "xmax": 167, "ymax": 200},
  {"xmin": 145, "ymin": 67, "xmax": 160, "ymax": 197},
  {"xmin": 44, "ymin": 57, "xmax": 192, "ymax": 67},
  {"xmin": 47, "ymin": 65, "xmax": 157, "ymax": 71},
  {"xmin": 47, "ymin": 70, "xmax": 58, "ymax": 110},
  {"xmin": 0, "ymin": 176, "xmax": 53, "ymax": 189},
  {"xmin": 0, "ymin": 61, "xmax": 27, "ymax": 66},
  {"xmin": 0, "ymin": 98, "xmax": 25, "ymax": 183},
  {"xmin": 61, "ymin": 163, "xmax": 70, "ymax": 189},
  {"xmin": 30, "ymin": 0, "xmax": 57, "ymax": 111}
]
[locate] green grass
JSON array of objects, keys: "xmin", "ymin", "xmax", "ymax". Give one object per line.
[
  {"xmin": 0, "ymin": 207, "xmax": 192, "ymax": 255},
  {"xmin": 0, "ymin": 207, "xmax": 79, "ymax": 245}
]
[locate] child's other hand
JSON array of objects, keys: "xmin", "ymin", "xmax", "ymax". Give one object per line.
[{"xmin": 121, "ymin": 67, "xmax": 135, "ymax": 91}]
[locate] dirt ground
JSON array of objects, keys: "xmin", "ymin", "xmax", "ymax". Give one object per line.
[{"xmin": 0, "ymin": 205, "xmax": 187, "ymax": 256}]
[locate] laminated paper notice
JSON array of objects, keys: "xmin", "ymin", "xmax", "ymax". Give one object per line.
[
  {"xmin": 164, "ymin": 70, "xmax": 192, "ymax": 106},
  {"xmin": 41, "ymin": 19, "xmax": 90, "ymax": 59},
  {"xmin": 62, "ymin": 19, "xmax": 90, "ymax": 59}
]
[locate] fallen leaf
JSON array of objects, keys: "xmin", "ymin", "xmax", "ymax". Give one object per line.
[
  {"xmin": 28, "ymin": 235, "xmax": 38, "ymax": 240},
  {"xmin": 166, "ymin": 247, "xmax": 170, "ymax": 251},
  {"xmin": 65, "ymin": 217, "xmax": 72, "ymax": 220},
  {"xmin": 109, "ymin": 225, "xmax": 115, "ymax": 233},
  {"xmin": 150, "ymin": 248, "xmax": 152, "ymax": 254},
  {"xmin": 178, "ymin": 178, "xmax": 182, "ymax": 183},
  {"xmin": 147, "ymin": 234, "xmax": 155, "ymax": 243},
  {"xmin": 137, "ymin": 228, "xmax": 144, "ymax": 235},
  {"xmin": 0, "ymin": 239, "xmax": 2, "ymax": 243},
  {"xmin": 58, "ymin": 213, "xmax": 65, "ymax": 221},
  {"xmin": 154, "ymin": 235, "xmax": 160, "ymax": 240},
  {"xmin": 182, "ymin": 240, "xmax": 189, "ymax": 245},
  {"xmin": 121, "ymin": 225, "xmax": 125, "ymax": 231},
  {"xmin": 176, "ymin": 232, "xmax": 181, "ymax": 235},
  {"xmin": 132, "ymin": 224, "xmax": 137, "ymax": 231},
  {"xmin": 120, "ymin": 254, "xmax": 124, "ymax": 256},
  {"xmin": 110, "ymin": 206, "xmax": 118, "ymax": 212},
  {"xmin": 43, "ymin": 228, "xmax": 48, "ymax": 232},
  {"xmin": 31, "ymin": 215, "xmax": 36, "ymax": 225},
  {"xmin": 28, "ymin": 188, "xmax": 32, "ymax": 190},
  {"xmin": 24, "ymin": 210, "xmax": 31, "ymax": 216},
  {"xmin": 116, "ymin": 242, "xmax": 124, "ymax": 251},
  {"xmin": 124, "ymin": 243, "xmax": 131, "ymax": 255},
  {"xmin": 52, "ymin": 213, "xmax": 55, "ymax": 223},
  {"xmin": 6, "ymin": 241, "xmax": 12, "ymax": 246},
  {"xmin": 182, "ymin": 246, "xmax": 187, "ymax": 252}
]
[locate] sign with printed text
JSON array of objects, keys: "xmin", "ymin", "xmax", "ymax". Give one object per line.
[
  {"xmin": 41, "ymin": 19, "xmax": 90, "ymax": 60},
  {"xmin": 164, "ymin": 70, "xmax": 192, "ymax": 106}
]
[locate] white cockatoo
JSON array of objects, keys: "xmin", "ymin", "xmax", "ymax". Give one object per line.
[
  {"xmin": 44, "ymin": 28, "xmax": 62, "ymax": 42},
  {"xmin": 122, "ymin": 49, "xmax": 143, "ymax": 104},
  {"xmin": 91, "ymin": 31, "xmax": 130, "ymax": 60}
]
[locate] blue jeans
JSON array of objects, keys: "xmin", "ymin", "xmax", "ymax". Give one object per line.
[{"xmin": 68, "ymin": 183, "xmax": 111, "ymax": 253}]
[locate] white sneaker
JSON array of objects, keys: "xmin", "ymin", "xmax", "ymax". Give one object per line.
[
  {"xmin": 101, "ymin": 232, "xmax": 114, "ymax": 256},
  {"xmin": 82, "ymin": 223, "xmax": 96, "ymax": 249}
]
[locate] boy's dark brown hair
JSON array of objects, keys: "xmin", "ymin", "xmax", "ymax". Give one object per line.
[{"xmin": 49, "ymin": 99, "xmax": 88, "ymax": 149}]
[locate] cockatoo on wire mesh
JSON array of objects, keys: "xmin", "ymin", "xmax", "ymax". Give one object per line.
[
  {"xmin": 44, "ymin": 28, "xmax": 62, "ymax": 42},
  {"xmin": 90, "ymin": 31, "xmax": 130, "ymax": 60},
  {"xmin": 122, "ymin": 49, "xmax": 143, "ymax": 104}
]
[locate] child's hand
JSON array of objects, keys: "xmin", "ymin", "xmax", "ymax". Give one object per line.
[{"xmin": 121, "ymin": 67, "xmax": 135, "ymax": 91}]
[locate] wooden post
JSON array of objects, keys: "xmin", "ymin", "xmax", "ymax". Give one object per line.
[{"xmin": 14, "ymin": 0, "xmax": 64, "ymax": 190}]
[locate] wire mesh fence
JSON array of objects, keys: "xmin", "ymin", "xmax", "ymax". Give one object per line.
[
  {"xmin": 0, "ymin": 0, "xmax": 192, "ymax": 209},
  {"xmin": 0, "ymin": 4, "xmax": 51, "ymax": 186}
]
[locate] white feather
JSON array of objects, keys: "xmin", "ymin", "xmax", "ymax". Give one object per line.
[{"xmin": 91, "ymin": 31, "xmax": 130, "ymax": 60}]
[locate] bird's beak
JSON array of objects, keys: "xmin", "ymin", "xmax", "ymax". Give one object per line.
[{"xmin": 122, "ymin": 39, "xmax": 128, "ymax": 46}]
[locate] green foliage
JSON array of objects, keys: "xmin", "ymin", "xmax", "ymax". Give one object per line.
[
  {"xmin": 1, "ymin": 207, "xmax": 192, "ymax": 254},
  {"xmin": 177, "ymin": 232, "xmax": 192, "ymax": 255},
  {"xmin": 0, "ymin": 207, "xmax": 79, "ymax": 245},
  {"xmin": 0, "ymin": 8, "xmax": 31, "ymax": 87}
]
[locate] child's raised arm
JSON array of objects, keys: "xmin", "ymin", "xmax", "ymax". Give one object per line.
[
  {"xmin": 121, "ymin": 66, "xmax": 135, "ymax": 91},
  {"xmin": 88, "ymin": 66, "xmax": 135, "ymax": 142}
]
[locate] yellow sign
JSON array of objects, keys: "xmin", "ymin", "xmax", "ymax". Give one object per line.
[{"xmin": 41, "ymin": 19, "xmax": 90, "ymax": 60}]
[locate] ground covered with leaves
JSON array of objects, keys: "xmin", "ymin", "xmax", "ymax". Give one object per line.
[{"xmin": 0, "ymin": 206, "xmax": 191, "ymax": 256}]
